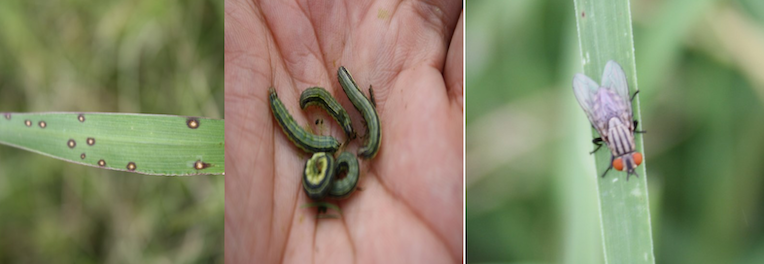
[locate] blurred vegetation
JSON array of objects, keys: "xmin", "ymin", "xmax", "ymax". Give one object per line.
[
  {"xmin": 0, "ymin": 0, "xmax": 223, "ymax": 263},
  {"xmin": 466, "ymin": 0, "xmax": 764, "ymax": 263}
]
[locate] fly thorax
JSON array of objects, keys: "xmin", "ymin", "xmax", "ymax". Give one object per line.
[{"xmin": 606, "ymin": 118, "xmax": 635, "ymax": 156}]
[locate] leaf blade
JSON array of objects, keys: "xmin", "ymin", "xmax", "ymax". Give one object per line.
[
  {"xmin": 0, "ymin": 112, "xmax": 224, "ymax": 176},
  {"xmin": 572, "ymin": 0, "xmax": 655, "ymax": 263}
]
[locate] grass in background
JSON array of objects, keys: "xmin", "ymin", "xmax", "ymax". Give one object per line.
[
  {"xmin": 466, "ymin": 0, "xmax": 764, "ymax": 263},
  {"xmin": 0, "ymin": 0, "xmax": 223, "ymax": 263}
]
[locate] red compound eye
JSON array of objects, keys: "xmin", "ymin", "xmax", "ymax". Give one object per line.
[
  {"xmin": 613, "ymin": 158, "xmax": 624, "ymax": 171},
  {"xmin": 633, "ymin": 152, "xmax": 643, "ymax": 166}
]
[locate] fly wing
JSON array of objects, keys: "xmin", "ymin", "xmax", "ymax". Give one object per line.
[
  {"xmin": 572, "ymin": 73, "xmax": 600, "ymax": 126},
  {"xmin": 600, "ymin": 60, "xmax": 632, "ymax": 115}
]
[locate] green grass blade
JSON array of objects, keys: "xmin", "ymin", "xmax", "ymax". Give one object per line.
[
  {"xmin": 573, "ymin": 0, "xmax": 654, "ymax": 263},
  {"xmin": 0, "ymin": 112, "xmax": 224, "ymax": 176}
]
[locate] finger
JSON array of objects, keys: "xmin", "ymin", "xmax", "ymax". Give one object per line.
[
  {"xmin": 260, "ymin": 1, "xmax": 333, "ymax": 86},
  {"xmin": 444, "ymin": 11, "xmax": 464, "ymax": 110}
]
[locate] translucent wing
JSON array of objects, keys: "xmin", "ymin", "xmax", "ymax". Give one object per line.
[
  {"xmin": 601, "ymin": 60, "xmax": 630, "ymax": 105},
  {"xmin": 572, "ymin": 73, "xmax": 600, "ymax": 125}
]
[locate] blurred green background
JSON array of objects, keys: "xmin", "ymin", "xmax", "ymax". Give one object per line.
[
  {"xmin": 466, "ymin": 0, "xmax": 764, "ymax": 263},
  {"xmin": 0, "ymin": 0, "xmax": 223, "ymax": 263}
]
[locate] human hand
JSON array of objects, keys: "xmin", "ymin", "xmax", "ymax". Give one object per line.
[{"xmin": 225, "ymin": 0, "xmax": 463, "ymax": 262}]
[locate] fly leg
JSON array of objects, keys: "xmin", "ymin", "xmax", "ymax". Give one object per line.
[
  {"xmin": 630, "ymin": 91, "xmax": 648, "ymax": 133},
  {"xmin": 633, "ymin": 120, "xmax": 646, "ymax": 134},
  {"xmin": 601, "ymin": 155, "xmax": 615, "ymax": 178},
  {"xmin": 590, "ymin": 137, "xmax": 605, "ymax": 154},
  {"xmin": 626, "ymin": 170, "xmax": 640, "ymax": 181},
  {"xmin": 630, "ymin": 90, "xmax": 640, "ymax": 102}
]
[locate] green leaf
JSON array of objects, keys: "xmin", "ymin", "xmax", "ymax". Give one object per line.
[
  {"xmin": 573, "ymin": 0, "xmax": 655, "ymax": 263},
  {"xmin": 0, "ymin": 112, "xmax": 224, "ymax": 176}
]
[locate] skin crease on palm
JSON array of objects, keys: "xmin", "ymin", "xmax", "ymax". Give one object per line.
[{"xmin": 225, "ymin": 0, "xmax": 464, "ymax": 263}]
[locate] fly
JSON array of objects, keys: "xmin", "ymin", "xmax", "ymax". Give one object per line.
[{"xmin": 572, "ymin": 60, "xmax": 644, "ymax": 180}]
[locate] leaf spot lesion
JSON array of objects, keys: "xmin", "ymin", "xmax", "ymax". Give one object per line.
[
  {"xmin": 127, "ymin": 162, "xmax": 137, "ymax": 171},
  {"xmin": 194, "ymin": 160, "xmax": 211, "ymax": 170},
  {"xmin": 187, "ymin": 118, "xmax": 200, "ymax": 129}
]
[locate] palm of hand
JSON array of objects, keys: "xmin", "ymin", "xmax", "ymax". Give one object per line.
[{"xmin": 225, "ymin": 0, "xmax": 463, "ymax": 262}]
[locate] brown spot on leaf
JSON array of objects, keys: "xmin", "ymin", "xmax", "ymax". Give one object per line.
[
  {"xmin": 126, "ymin": 162, "xmax": 136, "ymax": 171},
  {"xmin": 187, "ymin": 118, "xmax": 200, "ymax": 129},
  {"xmin": 194, "ymin": 160, "xmax": 211, "ymax": 170}
]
